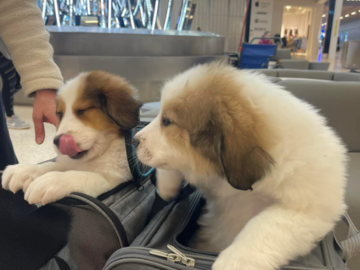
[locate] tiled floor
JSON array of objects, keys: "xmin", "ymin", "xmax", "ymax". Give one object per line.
[
  {"xmin": 8, "ymin": 105, "xmax": 360, "ymax": 269},
  {"xmin": 293, "ymin": 50, "xmax": 351, "ymax": 72}
]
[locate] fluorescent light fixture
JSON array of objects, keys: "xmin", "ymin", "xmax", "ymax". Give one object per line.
[
  {"xmin": 286, "ymin": 5, "xmax": 291, "ymax": 10},
  {"xmin": 340, "ymin": 16, "xmax": 343, "ymax": 19},
  {"xmin": 322, "ymin": 14, "xmax": 326, "ymax": 17},
  {"xmin": 351, "ymin": 12, "xmax": 356, "ymax": 15},
  {"xmin": 345, "ymin": 14, "xmax": 350, "ymax": 17}
]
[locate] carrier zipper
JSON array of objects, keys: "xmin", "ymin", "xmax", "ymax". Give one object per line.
[{"xmin": 150, "ymin": 245, "xmax": 195, "ymax": 267}]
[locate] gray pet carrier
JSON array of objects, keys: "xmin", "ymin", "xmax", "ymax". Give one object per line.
[
  {"xmin": 0, "ymin": 122, "xmax": 158, "ymax": 270},
  {"xmin": 104, "ymin": 187, "xmax": 360, "ymax": 270}
]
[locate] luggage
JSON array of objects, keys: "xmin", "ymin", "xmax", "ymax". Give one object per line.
[
  {"xmin": 39, "ymin": 173, "xmax": 156, "ymax": 270},
  {"xmin": 0, "ymin": 122, "xmax": 158, "ymax": 270},
  {"xmin": 240, "ymin": 43, "xmax": 277, "ymax": 69},
  {"xmin": 104, "ymin": 186, "xmax": 356, "ymax": 270}
]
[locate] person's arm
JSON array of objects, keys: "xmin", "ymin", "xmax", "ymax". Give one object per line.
[{"xmin": 0, "ymin": 0, "xmax": 63, "ymax": 144}]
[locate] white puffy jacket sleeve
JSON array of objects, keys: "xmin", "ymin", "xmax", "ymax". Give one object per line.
[{"xmin": 0, "ymin": 0, "xmax": 63, "ymax": 96}]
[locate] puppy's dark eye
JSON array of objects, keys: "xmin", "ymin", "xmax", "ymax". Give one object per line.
[
  {"xmin": 76, "ymin": 109, "xmax": 86, "ymax": 116},
  {"xmin": 162, "ymin": 117, "xmax": 171, "ymax": 127},
  {"xmin": 56, "ymin": 112, "xmax": 63, "ymax": 120}
]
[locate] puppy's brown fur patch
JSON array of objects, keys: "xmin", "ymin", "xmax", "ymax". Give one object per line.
[
  {"xmin": 161, "ymin": 63, "xmax": 275, "ymax": 190},
  {"xmin": 72, "ymin": 71, "xmax": 141, "ymax": 134},
  {"xmin": 56, "ymin": 97, "xmax": 65, "ymax": 128}
]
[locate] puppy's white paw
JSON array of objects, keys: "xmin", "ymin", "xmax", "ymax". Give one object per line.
[
  {"xmin": 24, "ymin": 172, "xmax": 72, "ymax": 205},
  {"xmin": 2, "ymin": 164, "xmax": 43, "ymax": 193},
  {"xmin": 212, "ymin": 246, "xmax": 274, "ymax": 270}
]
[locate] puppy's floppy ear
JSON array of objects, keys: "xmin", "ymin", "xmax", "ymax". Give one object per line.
[
  {"xmin": 98, "ymin": 90, "xmax": 141, "ymax": 130},
  {"xmin": 220, "ymin": 134, "xmax": 274, "ymax": 190},
  {"xmin": 85, "ymin": 71, "xmax": 142, "ymax": 129},
  {"xmin": 190, "ymin": 118, "xmax": 223, "ymax": 165}
]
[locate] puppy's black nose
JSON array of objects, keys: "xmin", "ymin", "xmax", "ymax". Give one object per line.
[
  {"xmin": 132, "ymin": 138, "xmax": 140, "ymax": 148},
  {"xmin": 53, "ymin": 135, "xmax": 62, "ymax": 148}
]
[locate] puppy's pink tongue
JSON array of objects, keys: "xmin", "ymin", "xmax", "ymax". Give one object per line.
[{"xmin": 59, "ymin": 134, "xmax": 82, "ymax": 156}]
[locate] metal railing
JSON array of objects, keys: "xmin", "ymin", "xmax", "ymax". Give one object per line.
[{"xmin": 39, "ymin": 0, "xmax": 197, "ymax": 30}]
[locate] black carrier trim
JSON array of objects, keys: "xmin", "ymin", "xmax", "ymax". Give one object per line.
[
  {"xmin": 70, "ymin": 193, "xmax": 129, "ymax": 247},
  {"xmin": 54, "ymin": 256, "xmax": 71, "ymax": 270},
  {"xmin": 125, "ymin": 121, "xmax": 154, "ymax": 189},
  {"xmin": 97, "ymin": 181, "xmax": 132, "ymax": 201}
]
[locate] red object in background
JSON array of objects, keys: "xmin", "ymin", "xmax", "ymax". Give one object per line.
[
  {"xmin": 238, "ymin": 0, "xmax": 251, "ymax": 52},
  {"xmin": 258, "ymin": 39, "xmax": 274, "ymax": 45}
]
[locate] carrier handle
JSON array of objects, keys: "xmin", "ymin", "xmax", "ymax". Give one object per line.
[{"xmin": 340, "ymin": 212, "xmax": 360, "ymax": 261}]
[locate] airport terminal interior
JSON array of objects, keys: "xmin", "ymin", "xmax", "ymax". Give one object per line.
[{"xmin": 1, "ymin": 0, "xmax": 360, "ymax": 269}]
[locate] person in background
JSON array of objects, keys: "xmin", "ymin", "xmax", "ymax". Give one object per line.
[
  {"xmin": 274, "ymin": 33, "xmax": 281, "ymax": 47},
  {"xmin": 289, "ymin": 29, "xmax": 294, "ymax": 38},
  {"xmin": 197, "ymin": 27, "xmax": 202, "ymax": 31},
  {"xmin": 0, "ymin": 53, "xmax": 30, "ymax": 129},
  {"xmin": 287, "ymin": 29, "xmax": 294, "ymax": 46},
  {"xmin": 282, "ymin": 29, "xmax": 288, "ymax": 48},
  {"xmin": 258, "ymin": 31, "xmax": 274, "ymax": 45},
  {"xmin": 294, "ymin": 29, "xmax": 299, "ymax": 39},
  {"xmin": 0, "ymin": 0, "xmax": 63, "ymax": 171}
]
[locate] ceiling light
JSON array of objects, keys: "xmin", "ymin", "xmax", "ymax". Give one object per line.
[
  {"xmin": 351, "ymin": 12, "xmax": 356, "ymax": 15},
  {"xmin": 286, "ymin": 6, "xmax": 291, "ymax": 10},
  {"xmin": 322, "ymin": 14, "xmax": 326, "ymax": 17},
  {"xmin": 345, "ymin": 14, "xmax": 350, "ymax": 17},
  {"xmin": 340, "ymin": 16, "xmax": 343, "ymax": 19}
]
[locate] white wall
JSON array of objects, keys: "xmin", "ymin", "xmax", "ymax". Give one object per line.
[
  {"xmin": 271, "ymin": 0, "xmax": 320, "ymax": 35},
  {"xmin": 281, "ymin": 11, "xmax": 311, "ymax": 38},
  {"xmin": 271, "ymin": 0, "xmax": 324, "ymax": 58}
]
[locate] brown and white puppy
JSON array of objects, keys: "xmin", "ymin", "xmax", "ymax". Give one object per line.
[
  {"xmin": 134, "ymin": 63, "xmax": 347, "ymax": 270},
  {"xmin": 2, "ymin": 71, "xmax": 141, "ymax": 204}
]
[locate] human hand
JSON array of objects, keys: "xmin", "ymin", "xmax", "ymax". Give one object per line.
[{"xmin": 32, "ymin": 89, "xmax": 57, "ymax": 144}]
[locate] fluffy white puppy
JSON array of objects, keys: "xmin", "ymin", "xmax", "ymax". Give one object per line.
[
  {"xmin": 134, "ymin": 63, "xmax": 347, "ymax": 270},
  {"xmin": 2, "ymin": 71, "xmax": 141, "ymax": 204}
]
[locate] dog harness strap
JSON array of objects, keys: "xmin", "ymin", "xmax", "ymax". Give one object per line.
[
  {"xmin": 123, "ymin": 128, "xmax": 141, "ymax": 189},
  {"xmin": 124, "ymin": 123, "xmax": 155, "ymax": 189}
]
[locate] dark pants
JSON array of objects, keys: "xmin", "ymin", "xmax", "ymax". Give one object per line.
[
  {"xmin": 0, "ymin": 53, "xmax": 21, "ymax": 117},
  {"xmin": 0, "ymin": 94, "xmax": 18, "ymax": 171}
]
